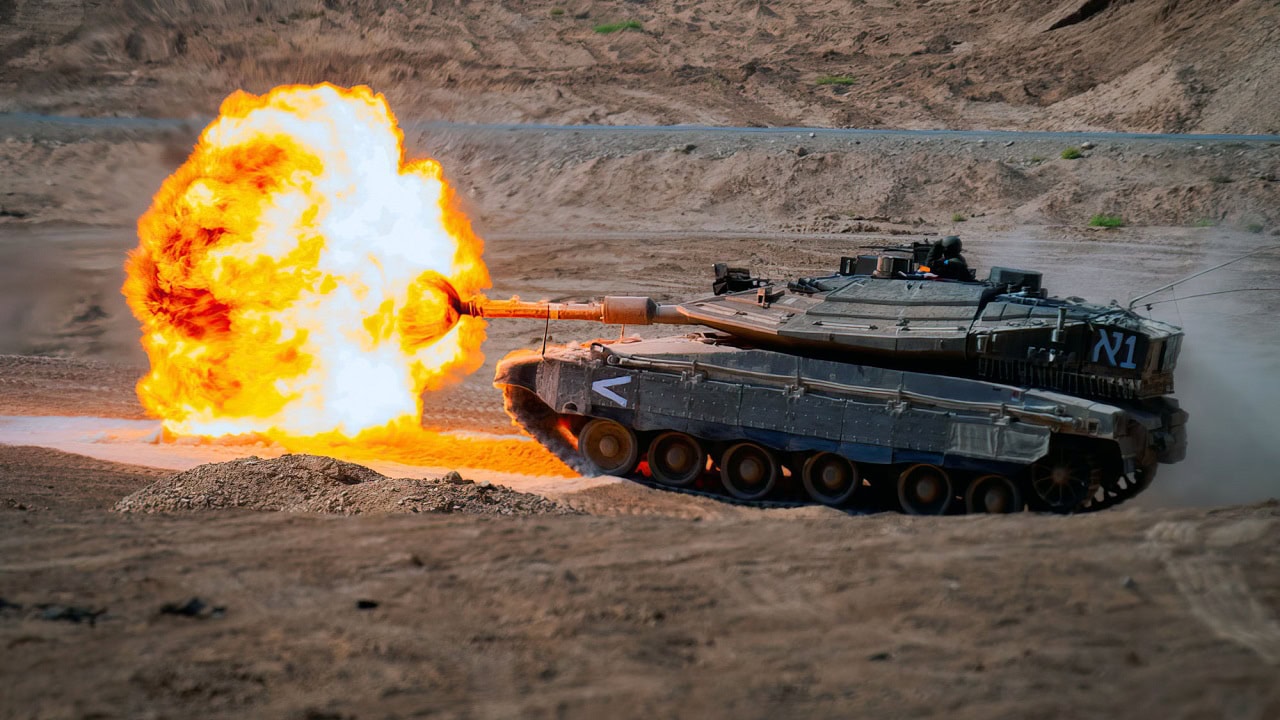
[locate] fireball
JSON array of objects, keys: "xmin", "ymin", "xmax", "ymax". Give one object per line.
[{"xmin": 124, "ymin": 84, "xmax": 487, "ymax": 438}]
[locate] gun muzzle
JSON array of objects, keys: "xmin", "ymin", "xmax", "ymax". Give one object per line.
[{"xmin": 460, "ymin": 296, "xmax": 692, "ymax": 326}]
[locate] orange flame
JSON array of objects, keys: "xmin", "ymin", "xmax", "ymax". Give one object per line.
[{"xmin": 123, "ymin": 84, "xmax": 572, "ymax": 477}]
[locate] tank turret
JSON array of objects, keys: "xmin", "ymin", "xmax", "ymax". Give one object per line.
[
  {"xmin": 451, "ymin": 244, "xmax": 1188, "ymax": 515},
  {"xmin": 460, "ymin": 244, "xmax": 1183, "ymax": 403}
]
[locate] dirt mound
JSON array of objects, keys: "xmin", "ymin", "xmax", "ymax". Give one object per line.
[
  {"xmin": 419, "ymin": 128, "xmax": 1280, "ymax": 233},
  {"xmin": 115, "ymin": 454, "xmax": 575, "ymax": 516}
]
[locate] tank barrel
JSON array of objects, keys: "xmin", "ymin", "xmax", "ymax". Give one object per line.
[{"xmin": 461, "ymin": 296, "xmax": 694, "ymax": 326}]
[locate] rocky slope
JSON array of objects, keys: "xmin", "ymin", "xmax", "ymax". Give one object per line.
[{"xmin": 1, "ymin": 0, "xmax": 1277, "ymax": 133}]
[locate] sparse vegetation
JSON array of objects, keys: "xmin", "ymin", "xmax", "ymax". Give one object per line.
[
  {"xmin": 1193, "ymin": 218, "xmax": 1217, "ymax": 228},
  {"xmin": 1061, "ymin": 147, "xmax": 1083, "ymax": 160},
  {"xmin": 550, "ymin": 8, "xmax": 565, "ymax": 16},
  {"xmin": 594, "ymin": 20, "xmax": 642, "ymax": 33},
  {"xmin": 1030, "ymin": 156, "xmax": 1046, "ymax": 164},
  {"xmin": 816, "ymin": 75, "xmax": 857, "ymax": 86},
  {"xmin": 1209, "ymin": 174, "xmax": 1233, "ymax": 184},
  {"xmin": 951, "ymin": 212, "xmax": 967, "ymax": 222},
  {"xmin": 1247, "ymin": 222, "xmax": 1266, "ymax": 234},
  {"xmin": 1089, "ymin": 214, "xmax": 1125, "ymax": 228}
]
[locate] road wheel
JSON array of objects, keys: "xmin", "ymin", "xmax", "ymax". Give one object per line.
[
  {"xmin": 578, "ymin": 418, "xmax": 639, "ymax": 476},
  {"xmin": 648, "ymin": 432, "xmax": 705, "ymax": 487},
  {"xmin": 897, "ymin": 464, "xmax": 953, "ymax": 515},
  {"xmin": 1028, "ymin": 443, "xmax": 1097, "ymax": 513},
  {"xmin": 802, "ymin": 452, "xmax": 860, "ymax": 506},
  {"xmin": 720, "ymin": 442, "xmax": 780, "ymax": 501},
  {"xmin": 964, "ymin": 474, "xmax": 1024, "ymax": 514}
]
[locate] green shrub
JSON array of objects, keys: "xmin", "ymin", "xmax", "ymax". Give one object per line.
[
  {"xmin": 1247, "ymin": 222, "xmax": 1266, "ymax": 234},
  {"xmin": 951, "ymin": 212, "xmax": 967, "ymax": 222},
  {"xmin": 550, "ymin": 8, "xmax": 565, "ymax": 16},
  {"xmin": 594, "ymin": 20, "xmax": 642, "ymax": 33},
  {"xmin": 816, "ymin": 75, "xmax": 857, "ymax": 86},
  {"xmin": 1061, "ymin": 147, "xmax": 1083, "ymax": 160},
  {"xmin": 1089, "ymin": 214, "xmax": 1125, "ymax": 228},
  {"xmin": 1193, "ymin": 218, "xmax": 1216, "ymax": 228},
  {"xmin": 1209, "ymin": 174, "xmax": 1233, "ymax": 184},
  {"xmin": 1030, "ymin": 156, "xmax": 1046, "ymax": 163}
]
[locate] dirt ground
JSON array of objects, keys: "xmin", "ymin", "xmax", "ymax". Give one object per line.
[
  {"xmin": 4, "ymin": 445, "xmax": 1280, "ymax": 719},
  {"xmin": 4, "ymin": 1, "xmax": 1280, "ymax": 717}
]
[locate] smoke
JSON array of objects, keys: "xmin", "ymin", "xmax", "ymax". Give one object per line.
[
  {"xmin": 1137, "ymin": 294, "xmax": 1280, "ymax": 507},
  {"xmin": 971, "ymin": 231, "xmax": 1280, "ymax": 509}
]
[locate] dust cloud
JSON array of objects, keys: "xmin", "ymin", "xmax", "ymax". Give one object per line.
[{"xmin": 1140, "ymin": 288, "xmax": 1280, "ymax": 507}]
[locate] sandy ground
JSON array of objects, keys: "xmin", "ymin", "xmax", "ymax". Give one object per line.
[{"xmin": 3, "ymin": 444, "xmax": 1280, "ymax": 719}]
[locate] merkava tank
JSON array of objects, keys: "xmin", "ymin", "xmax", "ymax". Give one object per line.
[{"xmin": 458, "ymin": 242, "xmax": 1187, "ymax": 514}]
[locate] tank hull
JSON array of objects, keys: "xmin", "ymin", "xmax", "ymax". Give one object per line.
[{"xmin": 496, "ymin": 336, "xmax": 1187, "ymax": 513}]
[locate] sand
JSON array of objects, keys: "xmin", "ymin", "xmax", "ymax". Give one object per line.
[{"xmin": 2, "ymin": 442, "xmax": 1279, "ymax": 718}]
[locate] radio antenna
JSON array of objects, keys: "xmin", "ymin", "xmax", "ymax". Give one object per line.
[
  {"xmin": 1128, "ymin": 244, "xmax": 1280, "ymax": 310},
  {"xmin": 1139, "ymin": 287, "xmax": 1280, "ymax": 309}
]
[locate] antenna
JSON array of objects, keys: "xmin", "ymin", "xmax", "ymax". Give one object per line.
[
  {"xmin": 1128, "ymin": 244, "xmax": 1280, "ymax": 310},
  {"xmin": 1139, "ymin": 287, "xmax": 1280, "ymax": 309}
]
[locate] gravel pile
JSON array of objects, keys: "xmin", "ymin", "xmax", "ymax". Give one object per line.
[{"xmin": 115, "ymin": 454, "xmax": 574, "ymax": 516}]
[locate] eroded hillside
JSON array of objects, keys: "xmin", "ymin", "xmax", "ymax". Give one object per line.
[{"xmin": 1, "ymin": 0, "xmax": 1277, "ymax": 132}]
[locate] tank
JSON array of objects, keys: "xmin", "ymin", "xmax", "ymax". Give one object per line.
[{"xmin": 457, "ymin": 243, "xmax": 1188, "ymax": 514}]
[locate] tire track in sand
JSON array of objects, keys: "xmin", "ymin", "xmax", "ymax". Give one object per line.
[{"xmin": 1143, "ymin": 520, "xmax": 1280, "ymax": 664}]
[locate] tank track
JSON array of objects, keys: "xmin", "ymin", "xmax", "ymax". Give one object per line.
[
  {"xmin": 1084, "ymin": 468, "xmax": 1155, "ymax": 512},
  {"xmin": 503, "ymin": 385, "xmax": 1149, "ymax": 515}
]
